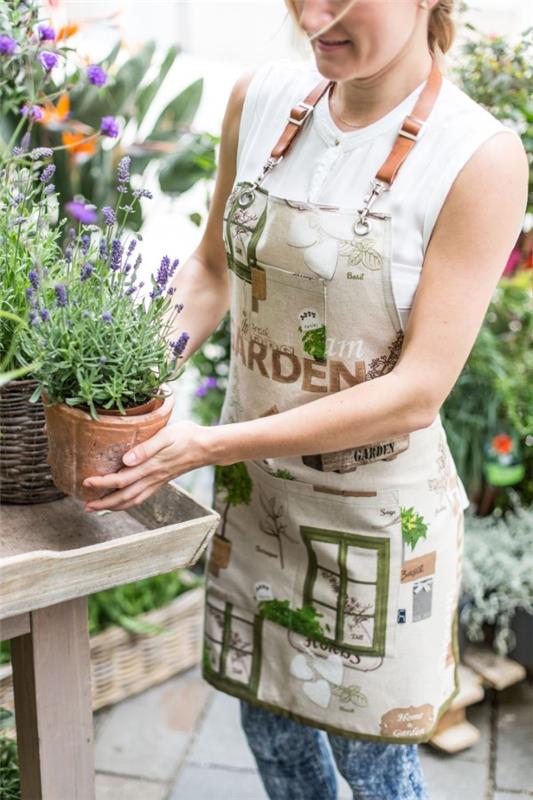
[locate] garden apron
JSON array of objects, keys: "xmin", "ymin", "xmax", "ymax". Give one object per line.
[{"xmin": 202, "ymin": 58, "xmax": 466, "ymax": 743}]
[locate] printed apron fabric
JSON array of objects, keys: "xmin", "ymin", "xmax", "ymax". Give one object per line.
[{"xmin": 201, "ymin": 177, "xmax": 465, "ymax": 744}]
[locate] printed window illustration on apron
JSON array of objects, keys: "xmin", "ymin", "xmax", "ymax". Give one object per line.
[{"xmin": 202, "ymin": 57, "xmax": 467, "ymax": 743}]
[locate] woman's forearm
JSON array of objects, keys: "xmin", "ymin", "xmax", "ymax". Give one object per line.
[
  {"xmin": 165, "ymin": 251, "xmax": 230, "ymax": 365},
  {"xmin": 208, "ymin": 370, "xmax": 435, "ymax": 466}
]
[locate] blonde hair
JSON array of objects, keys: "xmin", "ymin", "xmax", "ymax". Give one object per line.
[{"xmin": 284, "ymin": 0, "xmax": 456, "ymax": 59}]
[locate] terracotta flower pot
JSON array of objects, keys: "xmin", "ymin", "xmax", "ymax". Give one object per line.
[{"xmin": 43, "ymin": 387, "xmax": 175, "ymax": 502}]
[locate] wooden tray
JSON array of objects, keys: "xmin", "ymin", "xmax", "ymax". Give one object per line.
[{"xmin": 0, "ymin": 480, "xmax": 219, "ymax": 620}]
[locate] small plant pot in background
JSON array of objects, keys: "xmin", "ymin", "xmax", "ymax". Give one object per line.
[{"xmin": 43, "ymin": 386, "xmax": 175, "ymax": 503}]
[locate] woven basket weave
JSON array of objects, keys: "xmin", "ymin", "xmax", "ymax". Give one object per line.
[
  {"xmin": 0, "ymin": 580, "xmax": 205, "ymax": 739},
  {"xmin": 0, "ymin": 378, "xmax": 64, "ymax": 504}
]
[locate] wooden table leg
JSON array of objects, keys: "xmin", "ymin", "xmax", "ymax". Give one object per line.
[{"xmin": 10, "ymin": 595, "xmax": 95, "ymax": 800}]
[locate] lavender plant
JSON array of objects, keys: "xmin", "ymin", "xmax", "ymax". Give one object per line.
[
  {"xmin": 0, "ymin": 144, "xmax": 63, "ymax": 372},
  {"xmin": 20, "ymin": 155, "xmax": 190, "ymax": 419}
]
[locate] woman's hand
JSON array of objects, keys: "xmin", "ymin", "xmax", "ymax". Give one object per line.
[{"xmin": 82, "ymin": 420, "xmax": 212, "ymax": 513}]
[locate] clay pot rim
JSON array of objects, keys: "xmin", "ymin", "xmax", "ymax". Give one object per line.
[{"xmin": 42, "ymin": 384, "xmax": 175, "ymax": 426}]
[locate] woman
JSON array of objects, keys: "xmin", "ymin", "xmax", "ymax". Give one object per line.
[{"xmin": 83, "ymin": 1, "xmax": 528, "ymax": 797}]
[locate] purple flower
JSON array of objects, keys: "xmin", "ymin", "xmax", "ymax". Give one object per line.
[
  {"xmin": 21, "ymin": 104, "xmax": 44, "ymax": 121},
  {"xmin": 102, "ymin": 206, "xmax": 115, "ymax": 226},
  {"xmin": 127, "ymin": 238, "xmax": 137, "ymax": 256},
  {"xmin": 80, "ymin": 262, "xmax": 94, "ymax": 281},
  {"xmin": 195, "ymin": 375, "xmax": 218, "ymax": 397},
  {"xmin": 54, "ymin": 283, "xmax": 68, "ymax": 307},
  {"xmin": 133, "ymin": 188, "xmax": 153, "ymax": 200},
  {"xmin": 39, "ymin": 50, "xmax": 59, "ymax": 71},
  {"xmin": 82, "ymin": 310, "xmax": 90, "ymax": 319},
  {"xmin": 29, "ymin": 269, "xmax": 40, "ymax": 289},
  {"xmin": 40, "ymin": 308, "xmax": 50, "ymax": 322},
  {"xmin": 101, "ymin": 311, "xmax": 113, "ymax": 323},
  {"xmin": 43, "ymin": 183, "xmax": 55, "ymax": 195},
  {"xmin": 30, "ymin": 147, "xmax": 53, "ymax": 160},
  {"xmin": 40, "ymin": 164, "xmax": 56, "ymax": 183},
  {"xmin": 125, "ymin": 284, "xmax": 137, "ymax": 296},
  {"xmin": 117, "ymin": 155, "xmax": 131, "ymax": 184},
  {"xmin": 100, "ymin": 115, "xmax": 119, "ymax": 138},
  {"xmin": 37, "ymin": 24, "xmax": 56, "ymax": 41},
  {"xmin": 25, "ymin": 287, "xmax": 37, "ymax": 305},
  {"xmin": 175, "ymin": 302, "xmax": 184, "ymax": 313},
  {"xmin": 156, "ymin": 255, "xmax": 171, "ymax": 287},
  {"xmin": 80, "ymin": 233, "xmax": 91, "ymax": 254},
  {"xmin": 109, "ymin": 239, "xmax": 123, "ymax": 271},
  {"xmin": 0, "ymin": 35, "xmax": 17, "ymax": 56},
  {"xmin": 65, "ymin": 200, "xmax": 97, "ymax": 224},
  {"xmin": 29, "ymin": 309, "xmax": 39, "ymax": 326},
  {"xmin": 170, "ymin": 332, "xmax": 190, "ymax": 360},
  {"xmin": 99, "ymin": 239, "xmax": 108, "ymax": 260},
  {"xmin": 99, "ymin": 356, "xmax": 108, "ymax": 364},
  {"xmin": 86, "ymin": 64, "xmax": 108, "ymax": 87}
]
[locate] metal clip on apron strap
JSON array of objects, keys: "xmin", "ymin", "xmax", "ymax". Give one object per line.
[{"xmin": 253, "ymin": 57, "xmax": 442, "ymax": 234}]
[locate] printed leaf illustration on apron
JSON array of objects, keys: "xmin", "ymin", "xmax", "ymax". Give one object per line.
[{"xmin": 203, "ymin": 56, "xmax": 465, "ymax": 742}]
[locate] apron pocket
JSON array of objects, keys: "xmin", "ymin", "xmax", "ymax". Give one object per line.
[{"xmin": 247, "ymin": 459, "xmax": 403, "ymax": 660}]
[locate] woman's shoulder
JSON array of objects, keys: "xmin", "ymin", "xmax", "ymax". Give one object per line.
[
  {"xmin": 430, "ymin": 75, "xmax": 515, "ymax": 138},
  {"xmin": 242, "ymin": 58, "xmax": 325, "ymax": 121}
]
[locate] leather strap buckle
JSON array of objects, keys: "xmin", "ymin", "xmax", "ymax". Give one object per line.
[
  {"xmin": 398, "ymin": 114, "xmax": 425, "ymax": 141},
  {"xmin": 288, "ymin": 101, "xmax": 314, "ymax": 127}
]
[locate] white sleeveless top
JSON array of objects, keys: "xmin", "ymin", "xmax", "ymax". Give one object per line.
[{"xmin": 235, "ymin": 58, "xmax": 517, "ymax": 331}]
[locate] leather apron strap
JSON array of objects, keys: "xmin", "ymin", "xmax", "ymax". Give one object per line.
[{"xmin": 269, "ymin": 56, "xmax": 442, "ymax": 189}]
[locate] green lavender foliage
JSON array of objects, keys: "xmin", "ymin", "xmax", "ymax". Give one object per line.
[
  {"xmin": 0, "ymin": 158, "xmax": 63, "ymax": 371},
  {"xmin": 460, "ymin": 496, "xmax": 533, "ymax": 655},
  {"xmin": 19, "ymin": 158, "xmax": 188, "ymax": 418}
]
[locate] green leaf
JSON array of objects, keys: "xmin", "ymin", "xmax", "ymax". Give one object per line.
[
  {"xmin": 150, "ymin": 78, "xmax": 203, "ymax": 138},
  {"xmin": 158, "ymin": 133, "xmax": 216, "ymax": 195},
  {"xmin": 136, "ymin": 44, "xmax": 181, "ymax": 126}
]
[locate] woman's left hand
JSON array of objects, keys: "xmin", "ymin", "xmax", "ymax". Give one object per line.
[{"xmin": 82, "ymin": 420, "xmax": 212, "ymax": 513}]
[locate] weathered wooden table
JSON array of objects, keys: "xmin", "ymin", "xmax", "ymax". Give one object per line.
[{"xmin": 0, "ymin": 483, "xmax": 219, "ymax": 800}]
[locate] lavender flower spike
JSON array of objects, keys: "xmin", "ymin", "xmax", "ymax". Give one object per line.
[
  {"xmin": 117, "ymin": 155, "xmax": 131, "ymax": 184},
  {"xmin": 109, "ymin": 239, "xmax": 123, "ymax": 271},
  {"xmin": 40, "ymin": 164, "xmax": 56, "ymax": 183},
  {"xmin": 54, "ymin": 283, "xmax": 68, "ymax": 307},
  {"xmin": 170, "ymin": 332, "xmax": 190, "ymax": 360},
  {"xmin": 101, "ymin": 311, "xmax": 113, "ymax": 323},
  {"xmin": 29, "ymin": 269, "xmax": 40, "ymax": 289},
  {"xmin": 102, "ymin": 206, "xmax": 116, "ymax": 226},
  {"xmin": 100, "ymin": 116, "xmax": 119, "ymax": 138}
]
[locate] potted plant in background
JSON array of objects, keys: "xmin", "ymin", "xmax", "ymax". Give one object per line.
[
  {"xmin": 459, "ymin": 495, "xmax": 533, "ymax": 672},
  {"xmin": 20, "ymin": 154, "xmax": 190, "ymax": 502}
]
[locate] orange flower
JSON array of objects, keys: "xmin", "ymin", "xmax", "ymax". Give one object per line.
[
  {"xmin": 61, "ymin": 130, "xmax": 97, "ymax": 156},
  {"xmin": 39, "ymin": 93, "xmax": 71, "ymax": 127},
  {"xmin": 56, "ymin": 23, "xmax": 80, "ymax": 41},
  {"xmin": 491, "ymin": 433, "xmax": 513, "ymax": 455}
]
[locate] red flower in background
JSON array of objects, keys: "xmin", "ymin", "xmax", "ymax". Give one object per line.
[{"xmin": 491, "ymin": 434, "xmax": 513, "ymax": 455}]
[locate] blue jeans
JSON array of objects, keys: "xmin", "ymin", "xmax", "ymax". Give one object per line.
[{"xmin": 240, "ymin": 699, "xmax": 430, "ymax": 800}]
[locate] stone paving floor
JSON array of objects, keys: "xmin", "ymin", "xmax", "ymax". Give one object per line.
[{"xmin": 93, "ymin": 665, "xmax": 533, "ymax": 800}]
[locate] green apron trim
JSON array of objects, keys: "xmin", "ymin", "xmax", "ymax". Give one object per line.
[{"xmin": 202, "ymin": 606, "xmax": 461, "ymax": 746}]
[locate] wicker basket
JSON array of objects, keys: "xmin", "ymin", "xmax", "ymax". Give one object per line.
[
  {"xmin": 0, "ymin": 378, "xmax": 64, "ymax": 504},
  {"xmin": 0, "ymin": 578, "xmax": 205, "ymax": 738}
]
